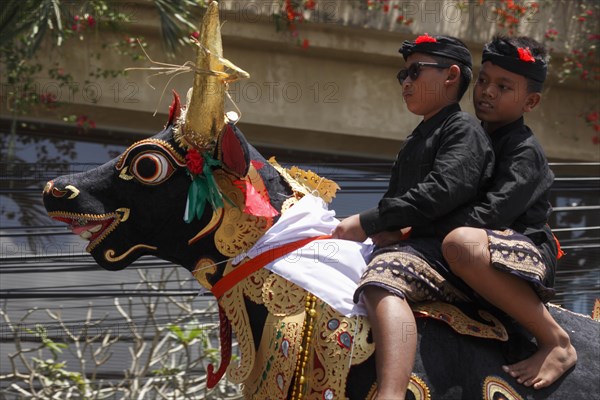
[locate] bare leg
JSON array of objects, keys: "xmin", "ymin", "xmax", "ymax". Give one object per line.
[
  {"xmin": 442, "ymin": 227, "xmax": 577, "ymax": 389},
  {"xmin": 363, "ymin": 286, "xmax": 417, "ymax": 400}
]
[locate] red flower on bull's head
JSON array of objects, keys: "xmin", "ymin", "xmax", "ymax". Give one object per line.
[
  {"xmin": 518, "ymin": 47, "xmax": 535, "ymax": 63},
  {"xmin": 415, "ymin": 34, "xmax": 437, "ymax": 44},
  {"xmin": 186, "ymin": 148, "xmax": 205, "ymax": 175}
]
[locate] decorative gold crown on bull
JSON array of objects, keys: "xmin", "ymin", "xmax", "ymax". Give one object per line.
[
  {"xmin": 164, "ymin": 1, "xmax": 254, "ymax": 222},
  {"xmin": 174, "ymin": 1, "xmax": 249, "ymax": 152}
]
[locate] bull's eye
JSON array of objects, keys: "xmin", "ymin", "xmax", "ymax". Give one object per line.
[{"xmin": 130, "ymin": 152, "xmax": 175, "ymax": 185}]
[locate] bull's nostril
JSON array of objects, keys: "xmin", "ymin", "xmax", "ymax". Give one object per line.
[{"xmin": 51, "ymin": 187, "xmax": 68, "ymax": 198}]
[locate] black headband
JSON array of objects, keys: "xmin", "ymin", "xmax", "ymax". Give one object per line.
[
  {"xmin": 482, "ymin": 41, "xmax": 547, "ymax": 84},
  {"xmin": 399, "ymin": 34, "xmax": 473, "ymax": 69}
]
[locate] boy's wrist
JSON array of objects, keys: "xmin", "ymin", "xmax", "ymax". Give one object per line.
[{"xmin": 359, "ymin": 208, "xmax": 385, "ymax": 237}]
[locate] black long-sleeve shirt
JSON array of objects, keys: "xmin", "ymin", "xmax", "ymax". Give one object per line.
[
  {"xmin": 431, "ymin": 117, "xmax": 554, "ymax": 238},
  {"xmin": 359, "ymin": 103, "xmax": 495, "ymax": 236}
]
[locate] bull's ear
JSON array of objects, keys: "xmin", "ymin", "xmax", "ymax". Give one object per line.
[
  {"xmin": 167, "ymin": 90, "xmax": 181, "ymax": 126},
  {"xmin": 217, "ymin": 124, "xmax": 250, "ymax": 177}
]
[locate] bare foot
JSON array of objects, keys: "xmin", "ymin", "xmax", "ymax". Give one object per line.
[{"xmin": 502, "ymin": 343, "xmax": 577, "ymax": 389}]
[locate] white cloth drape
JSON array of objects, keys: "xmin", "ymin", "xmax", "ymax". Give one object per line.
[{"xmin": 233, "ymin": 195, "xmax": 372, "ymax": 316}]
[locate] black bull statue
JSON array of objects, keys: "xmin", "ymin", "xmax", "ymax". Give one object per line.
[{"xmin": 43, "ymin": 2, "xmax": 599, "ymax": 399}]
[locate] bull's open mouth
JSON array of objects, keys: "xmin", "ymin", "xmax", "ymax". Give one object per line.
[{"xmin": 48, "ymin": 208, "xmax": 130, "ymax": 252}]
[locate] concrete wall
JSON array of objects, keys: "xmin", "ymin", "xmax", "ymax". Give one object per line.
[{"xmin": 2, "ymin": 0, "xmax": 598, "ymax": 161}]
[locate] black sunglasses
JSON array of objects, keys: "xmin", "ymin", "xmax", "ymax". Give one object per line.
[{"xmin": 397, "ymin": 62, "xmax": 452, "ymax": 84}]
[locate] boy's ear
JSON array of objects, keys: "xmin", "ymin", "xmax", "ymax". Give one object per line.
[
  {"xmin": 523, "ymin": 92, "xmax": 541, "ymax": 112},
  {"xmin": 445, "ymin": 65, "xmax": 461, "ymax": 85}
]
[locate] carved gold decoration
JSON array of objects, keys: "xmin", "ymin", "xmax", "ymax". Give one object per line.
[
  {"xmin": 116, "ymin": 208, "xmax": 130, "ymax": 222},
  {"xmin": 213, "ymin": 168, "xmax": 273, "ymax": 257},
  {"xmin": 219, "ymin": 282, "xmax": 256, "ymax": 384},
  {"xmin": 192, "ymin": 258, "xmax": 218, "ymax": 290},
  {"xmin": 104, "ymin": 244, "xmax": 157, "ymax": 262},
  {"xmin": 269, "ymin": 157, "xmax": 339, "ymax": 203},
  {"xmin": 286, "ymin": 166, "xmax": 339, "ymax": 204},
  {"xmin": 366, "ymin": 375, "xmax": 431, "ymax": 400},
  {"xmin": 241, "ymin": 267, "xmax": 269, "ymax": 304},
  {"xmin": 281, "ymin": 195, "xmax": 301, "ymax": 213},
  {"xmin": 301, "ymin": 298, "xmax": 374, "ymax": 400},
  {"xmin": 412, "ymin": 301, "xmax": 509, "ymax": 341},
  {"xmin": 243, "ymin": 312, "xmax": 305, "ymax": 399},
  {"xmin": 262, "ymin": 274, "xmax": 307, "ymax": 317},
  {"xmin": 188, "ymin": 208, "xmax": 224, "ymax": 245},
  {"xmin": 482, "ymin": 376, "xmax": 524, "ymax": 400},
  {"xmin": 408, "ymin": 375, "xmax": 432, "ymax": 400}
]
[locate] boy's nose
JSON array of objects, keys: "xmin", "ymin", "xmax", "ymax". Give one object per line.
[{"xmin": 483, "ymin": 84, "xmax": 498, "ymax": 99}]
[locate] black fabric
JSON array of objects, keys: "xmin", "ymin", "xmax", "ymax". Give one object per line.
[
  {"xmin": 482, "ymin": 39, "xmax": 547, "ymax": 83},
  {"xmin": 430, "ymin": 117, "xmax": 554, "ymax": 236},
  {"xmin": 399, "ymin": 34, "xmax": 473, "ymax": 69},
  {"xmin": 421, "ymin": 117, "xmax": 558, "ymax": 288},
  {"xmin": 359, "ymin": 103, "xmax": 494, "ymax": 236}
]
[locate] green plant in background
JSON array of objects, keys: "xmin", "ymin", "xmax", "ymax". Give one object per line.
[{"xmin": 0, "ymin": 267, "xmax": 243, "ymax": 399}]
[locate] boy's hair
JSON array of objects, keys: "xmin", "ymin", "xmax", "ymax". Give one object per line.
[
  {"xmin": 484, "ymin": 35, "xmax": 548, "ymax": 93},
  {"xmin": 399, "ymin": 34, "xmax": 473, "ymax": 101}
]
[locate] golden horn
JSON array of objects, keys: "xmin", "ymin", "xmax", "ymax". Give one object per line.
[{"xmin": 183, "ymin": 1, "xmax": 224, "ymax": 150}]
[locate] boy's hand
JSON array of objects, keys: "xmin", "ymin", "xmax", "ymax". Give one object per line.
[
  {"xmin": 331, "ymin": 214, "xmax": 367, "ymax": 242},
  {"xmin": 371, "ymin": 227, "xmax": 411, "ymax": 247}
]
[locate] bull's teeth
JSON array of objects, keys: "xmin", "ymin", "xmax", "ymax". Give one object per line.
[
  {"xmin": 80, "ymin": 231, "xmax": 93, "ymax": 240},
  {"xmin": 89, "ymin": 224, "xmax": 103, "ymax": 233}
]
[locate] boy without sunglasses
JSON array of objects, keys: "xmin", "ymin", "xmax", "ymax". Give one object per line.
[{"xmin": 436, "ymin": 35, "xmax": 577, "ymax": 389}]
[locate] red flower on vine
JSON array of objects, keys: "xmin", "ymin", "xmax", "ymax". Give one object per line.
[
  {"xmin": 415, "ymin": 34, "xmax": 436, "ymax": 44},
  {"xmin": 40, "ymin": 93, "xmax": 57, "ymax": 104},
  {"xmin": 87, "ymin": 15, "xmax": 96, "ymax": 28},
  {"xmin": 186, "ymin": 149, "xmax": 205, "ymax": 175},
  {"xmin": 305, "ymin": 0, "xmax": 316, "ymax": 10},
  {"xmin": 78, "ymin": 115, "xmax": 95, "ymax": 128},
  {"xmin": 586, "ymin": 111, "xmax": 599, "ymax": 123},
  {"xmin": 545, "ymin": 29, "xmax": 559, "ymax": 41},
  {"xmin": 518, "ymin": 47, "xmax": 535, "ymax": 63}
]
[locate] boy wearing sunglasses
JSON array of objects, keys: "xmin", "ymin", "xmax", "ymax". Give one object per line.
[
  {"xmin": 434, "ymin": 35, "xmax": 577, "ymax": 389},
  {"xmin": 333, "ymin": 34, "xmax": 494, "ymax": 399}
]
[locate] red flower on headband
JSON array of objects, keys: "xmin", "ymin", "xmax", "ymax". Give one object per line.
[
  {"xmin": 415, "ymin": 34, "xmax": 437, "ymax": 44},
  {"xmin": 518, "ymin": 47, "xmax": 535, "ymax": 63}
]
